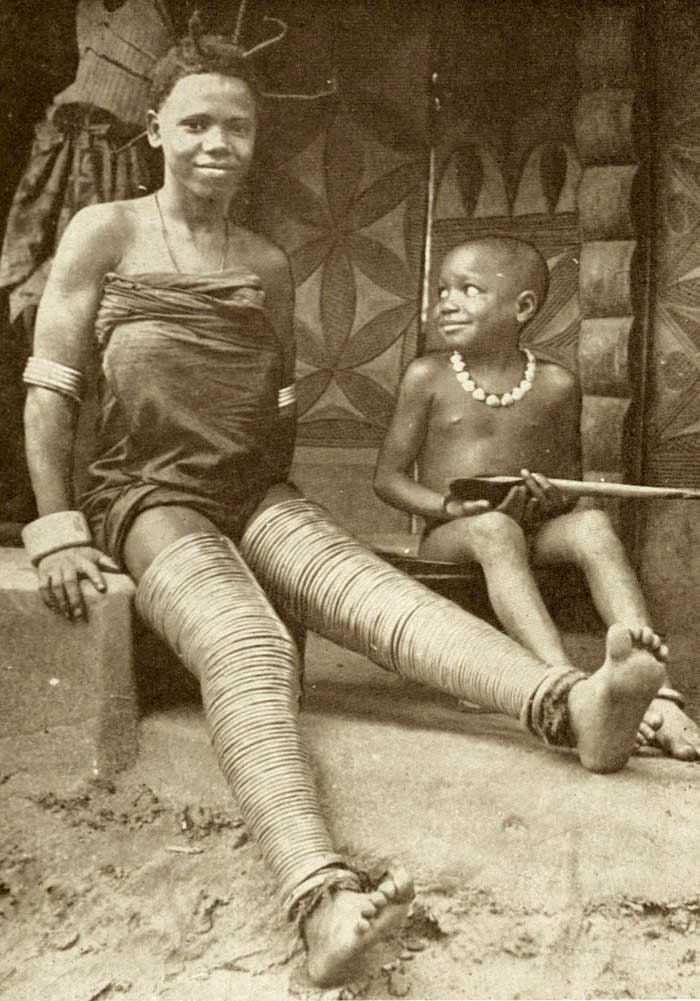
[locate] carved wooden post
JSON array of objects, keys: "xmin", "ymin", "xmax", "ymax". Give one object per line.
[{"xmin": 574, "ymin": 3, "xmax": 643, "ymax": 525}]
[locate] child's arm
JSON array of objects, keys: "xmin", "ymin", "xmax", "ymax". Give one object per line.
[
  {"xmin": 374, "ymin": 358, "xmax": 489, "ymax": 522},
  {"xmin": 517, "ymin": 369, "xmax": 584, "ymax": 522}
]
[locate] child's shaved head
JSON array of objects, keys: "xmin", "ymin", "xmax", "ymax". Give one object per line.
[{"xmin": 451, "ymin": 236, "xmax": 550, "ymax": 312}]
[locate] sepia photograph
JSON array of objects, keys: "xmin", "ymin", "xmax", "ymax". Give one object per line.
[{"xmin": 1, "ymin": 1, "xmax": 699, "ymax": 998}]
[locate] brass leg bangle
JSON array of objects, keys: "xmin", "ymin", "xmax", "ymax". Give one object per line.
[{"xmin": 654, "ymin": 686, "xmax": 686, "ymax": 710}]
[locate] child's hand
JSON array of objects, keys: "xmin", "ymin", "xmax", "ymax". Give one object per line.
[
  {"xmin": 496, "ymin": 471, "xmax": 570, "ymax": 529},
  {"xmin": 519, "ymin": 469, "xmax": 571, "ymax": 519},
  {"xmin": 442, "ymin": 497, "xmax": 491, "ymax": 519},
  {"xmin": 460, "ymin": 499, "xmax": 492, "ymax": 517},
  {"xmin": 496, "ymin": 484, "xmax": 540, "ymax": 526}
]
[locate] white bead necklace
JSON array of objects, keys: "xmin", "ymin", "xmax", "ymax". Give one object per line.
[{"xmin": 449, "ymin": 347, "xmax": 536, "ymax": 407}]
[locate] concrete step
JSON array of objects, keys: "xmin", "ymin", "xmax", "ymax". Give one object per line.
[{"xmin": 0, "ymin": 547, "xmax": 138, "ymax": 775}]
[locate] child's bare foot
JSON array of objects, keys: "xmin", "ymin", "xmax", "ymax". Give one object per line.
[
  {"xmin": 639, "ymin": 700, "xmax": 700, "ymax": 760},
  {"xmin": 568, "ymin": 624, "xmax": 665, "ymax": 773},
  {"xmin": 304, "ymin": 867, "xmax": 414, "ymax": 987}
]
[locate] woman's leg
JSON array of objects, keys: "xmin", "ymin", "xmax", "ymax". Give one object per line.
[
  {"xmin": 124, "ymin": 505, "xmax": 413, "ymax": 986},
  {"xmin": 240, "ymin": 498, "xmax": 665, "ymax": 773}
]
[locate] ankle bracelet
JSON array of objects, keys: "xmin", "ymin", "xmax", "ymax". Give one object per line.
[{"xmin": 655, "ymin": 686, "xmax": 685, "ymax": 709}]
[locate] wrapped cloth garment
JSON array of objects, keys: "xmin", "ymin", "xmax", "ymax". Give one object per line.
[
  {"xmin": 0, "ymin": 1, "xmax": 174, "ymax": 322},
  {"xmin": 81, "ymin": 270, "xmax": 292, "ymax": 563}
]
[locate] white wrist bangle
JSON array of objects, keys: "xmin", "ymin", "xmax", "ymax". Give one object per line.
[{"xmin": 21, "ymin": 511, "xmax": 93, "ymax": 566}]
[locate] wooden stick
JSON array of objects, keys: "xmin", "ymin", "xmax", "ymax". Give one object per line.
[{"xmin": 450, "ymin": 475, "xmax": 700, "ymax": 501}]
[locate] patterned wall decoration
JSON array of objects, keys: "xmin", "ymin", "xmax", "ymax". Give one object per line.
[
  {"xmin": 254, "ymin": 0, "xmax": 430, "ymax": 449},
  {"xmin": 645, "ymin": 0, "xmax": 700, "ymax": 487},
  {"xmin": 256, "ymin": 0, "xmax": 585, "ymax": 451},
  {"xmin": 426, "ymin": 140, "xmax": 582, "ymax": 372},
  {"xmin": 571, "ymin": 3, "xmax": 643, "ymax": 519},
  {"xmin": 423, "ymin": 0, "xmax": 584, "ymax": 373},
  {"xmin": 257, "ymin": 102, "xmax": 426, "ymax": 447}
]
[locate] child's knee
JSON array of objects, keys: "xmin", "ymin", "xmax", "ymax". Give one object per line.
[
  {"xmin": 464, "ymin": 511, "xmax": 527, "ymax": 555},
  {"xmin": 566, "ymin": 508, "xmax": 617, "ymax": 557}
]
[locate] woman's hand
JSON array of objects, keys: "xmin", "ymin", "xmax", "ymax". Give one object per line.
[{"xmin": 36, "ymin": 546, "xmax": 120, "ymax": 620}]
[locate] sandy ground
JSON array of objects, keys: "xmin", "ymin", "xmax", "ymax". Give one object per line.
[{"xmin": 3, "ymin": 759, "xmax": 700, "ymax": 1001}]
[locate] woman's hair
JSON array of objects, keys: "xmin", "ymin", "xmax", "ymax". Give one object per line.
[{"xmin": 149, "ymin": 13, "xmax": 259, "ymax": 111}]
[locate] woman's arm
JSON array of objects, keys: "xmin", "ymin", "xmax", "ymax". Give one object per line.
[
  {"xmin": 25, "ymin": 205, "xmax": 123, "ymax": 618},
  {"xmin": 258, "ymin": 244, "xmax": 297, "ymax": 479}
]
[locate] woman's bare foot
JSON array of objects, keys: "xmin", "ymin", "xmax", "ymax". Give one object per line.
[
  {"xmin": 568, "ymin": 624, "xmax": 665, "ymax": 773},
  {"xmin": 304, "ymin": 867, "xmax": 414, "ymax": 987}
]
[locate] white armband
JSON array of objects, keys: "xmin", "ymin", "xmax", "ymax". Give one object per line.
[
  {"xmin": 278, "ymin": 383, "xmax": 296, "ymax": 410},
  {"xmin": 23, "ymin": 356, "xmax": 86, "ymax": 405}
]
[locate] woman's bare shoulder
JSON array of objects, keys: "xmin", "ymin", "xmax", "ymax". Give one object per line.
[
  {"xmin": 234, "ymin": 227, "xmax": 289, "ymax": 276},
  {"xmin": 67, "ymin": 197, "xmax": 144, "ymax": 234},
  {"xmin": 56, "ymin": 199, "xmax": 144, "ymax": 273}
]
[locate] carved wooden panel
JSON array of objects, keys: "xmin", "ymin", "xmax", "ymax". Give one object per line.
[
  {"xmin": 255, "ymin": 3, "xmax": 429, "ymax": 448},
  {"xmin": 574, "ymin": 3, "xmax": 641, "ymax": 497},
  {"xmin": 644, "ymin": 0, "xmax": 700, "ymax": 488},
  {"xmin": 426, "ymin": 0, "xmax": 583, "ymax": 373}
]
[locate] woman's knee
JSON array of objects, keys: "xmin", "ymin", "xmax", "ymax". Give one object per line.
[{"xmin": 124, "ymin": 504, "xmax": 219, "ymax": 580}]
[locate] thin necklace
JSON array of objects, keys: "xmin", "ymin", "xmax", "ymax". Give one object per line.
[
  {"xmin": 154, "ymin": 192, "xmax": 229, "ymax": 274},
  {"xmin": 449, "ymin": 347, "xmax": 536, "ymax": 407}
]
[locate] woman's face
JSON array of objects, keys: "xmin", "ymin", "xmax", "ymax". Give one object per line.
[{"xmin": 148, "ymin": 72, "xmax": 257, "ymax": 200}]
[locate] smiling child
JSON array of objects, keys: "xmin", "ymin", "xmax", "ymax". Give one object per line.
[{"xmin": 375, "ymin": 235, "xmax": 700, "ymax": 761}]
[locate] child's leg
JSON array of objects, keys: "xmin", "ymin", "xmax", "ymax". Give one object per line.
[
  {"xmin": 241, "ymin": 498, "xmax": 664, "ymax": 773},
  {"xmin": 532, "ymin": 507, "xmax": 648, "ymax": 624},
  {"xmin": 419, "ymin": 511, "xmax": 573, "ymax": 667},
  {"xmin": 533, "ymin": 508, "xmax": 700, "ymax": 761}
]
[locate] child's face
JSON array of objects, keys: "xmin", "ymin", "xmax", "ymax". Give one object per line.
[{"xmin": 435, "ymin": 245, "xmax": 534, "ymax": 353}]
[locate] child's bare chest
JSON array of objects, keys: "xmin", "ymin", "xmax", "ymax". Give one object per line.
[{"xmin": 429, "ymin": 385, "xmax": 544, "ymax": 444}]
